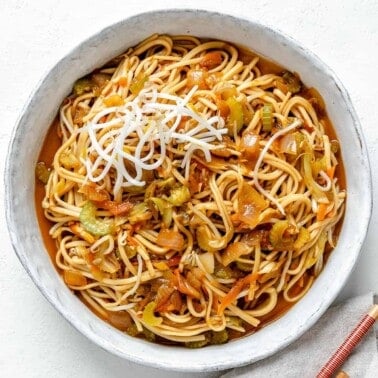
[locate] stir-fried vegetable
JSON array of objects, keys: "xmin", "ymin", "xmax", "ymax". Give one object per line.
[
  {"xmin": 157, "ymin": 289, "xmax": 182, "ymax": 313},
  {"xmin": 196, "ymin": 225, "xmax": 218, "ymax": 253},
  {"xmin": 215, "ymin": 97, "xmax": 230, "ymax": 118},
  {"xmin": 174, "ymin": 269, "xmax": 201, "ymax": 299},
  {"xmin": 282, "ymin": 71, "xmax": 302, "ymax": 94},
  {"xmin": 200, "ymin": 52, "xmax": 223, "ymax": 69},
  {"xmin": 70, "ymin": 223, "xmax": 96, "ymax": 244},
  {"xmin": 187, "ymin": 69, "xmax": 209, "ymax": 89},
  {"xmin": 214, "ymin": 264, "xmax": 236, "ymax": 279},
  {"xmin": 185, "ymin": 338, "xmax": 209, "ymax": 348},
  {"xmin": 59, "ymin": 152, "xmax": 80, "ymax": 169},
  {"xmin": 149, "ymin": 197, "xmax": 173, "ymax": 228},
  {"xmin": 125, "ymin": 245, "xmax": 137, "ymax": 259},
  {"xmin": 63, "ymin": 270, "xmax": 87, "ymax": 286},
  {"xmin": 80, "ymin": 184, "xmax": 133, "ymax": 215},
  {"xmin": 130, "ymin": 73, "xmax": 148, "ymax": 95},
  {"xmin": 237, "ymin": 182, "xmax": 268, "ymax": 228},
  {"xmin": 79, "ymin": 201, "xmax": 114, "ymax": 236},
  {"xmin": 167, "ymin": 186, "xmax": 191, "ymax": 206},
  {"xmin": 155, "ymin": 283, "xmax": 175, "ymax": 312},
  {"xmin": 186, "ymin": 268, "xmax": 204, "ymax": 290},
  {"xmin": 35, "ymin": 161, "xmax": 51, "ymax": 184},
  {"xmin": 311, "ymin": 155, "xmax": 327, "ymax": 178},
  {"xmin": 197, "ymin": 252, "xmax": 215, "ymax": 274},
  {"xmin": 218, "ymin": 85, "xmax": 237, "ymax": 100},
  {"xmin": 142, "ymin": 302, "xmax": 163, "ymax": 326},
  {"xmin": 108, "ymin": 311, "xmax": 132, "ymax": 331},
  {"xmin": 222, "ymin": 242, "xmax": 250, "ymax": 266},
  {"xmin": 236, "ymin": 261, "xmax": 254, "ymax": 272},
  {"xmin": 79, "ymin": 184, "xmax": 110, "ymax": 202},
  {"xmin": 91, "ymin": 73, "xmax": 111, "ymax": 88},
  {"xmin": 226, "ymin": 97, "xmax": 243, "ymax": 134},
  {"xmin": 73, "ymin": 77, "xmax": 93, "ymax": 96},
  {"xmin": 98, "ymin": 254, "xmax": 121, "ymax": 274},
  {"xmin": 104, "ymin": 94, "xmax": 124, "ymax": 107},
  {"xmin": 145, "ymin": 177, "xmax": 175, "ymax": 199},
  {"xmin": 156, "ymin": 229, "xmax": 185, "ymax": 251},
  {"xmin": 278, "ymin": 133, "xmax": 298, "ymax": 155},
  {"xmin": 128, "ymin": 202, "xmax": 152, "ymax": 224},
  {"xmin": 327, "ymin": 166, "xmax": 336, "ymax": 179},
  {"xmin": 240, "ymin": 131, "xmax": 260, "ymax": 167},
  {"xmin": 73, "ymin": 73, "xmax": 111, "ymax": 96},
  {"xmin": 269, "ymin": 220, "xmax": 296, "ymax": 250},
  {"xmin": 269, "ymin": 221, "xmax": 310, "ymax": 251},
  {"xmin": 218, "ymin": 272, "xmax": 259, "ymax": 315},
  {"xmin": 210, "ymin": 330, "xmax": 229, "ymax": 344},
  {"xmin": 293, "ymin": 227, "xmax": 310, "ymax": 250},
  {"xmin": 80, "ymin": 247, "xmax": 105, "ymax": 281},
  {"xmin": 316, "ymin": 203, "xmax": 329, "ymax": 222},
  {"xmin": 98, "ymin": 200, "xmax": 133, "ymax": 216},
  {"xmin": 125, "ymin": 324, "xmax": 139, "ymax": 337},
  {"xmin": 261, "ymin": 103, "xmax": 273, "ymax": 131},
  {"xmin": 302, "ymin": 141, "xmax": 329, "ymax": 201},
  {"xmin": 188, "ymin": 164, "xmax": 210, "ymax": 194}
]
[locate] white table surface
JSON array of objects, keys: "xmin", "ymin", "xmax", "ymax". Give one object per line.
[{"xmin": 1, "ymin": 1, "xmax": 377, "ymax": 377}]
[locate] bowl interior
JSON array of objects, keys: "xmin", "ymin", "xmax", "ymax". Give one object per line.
[{"xmin": 5, "ymin": 9, "xmax": 372, "ymax": 372}]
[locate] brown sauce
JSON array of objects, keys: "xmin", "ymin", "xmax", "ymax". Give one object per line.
[
  {"xmin": 35, "ymin": 118, "xmax": 61, "ymax": 265},
  {"xmin": 34, "ymin": 41, "xmax": 346, "ymax": 343}
]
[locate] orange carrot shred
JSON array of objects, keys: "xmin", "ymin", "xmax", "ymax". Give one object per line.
[
  {"xmin": 317, "ymin": 203, "xmax": 328, "ymax": 221},
  {"xmin": 218, "ymin": 272, "xmax": 259, "ymax": 315},
  {"xmin": 327, "ymin": 166, "xmax": 336, "ymax": 179},
  {"xmin": 118, "ymin": 77, "xmax": 128, "ymax": 87}
]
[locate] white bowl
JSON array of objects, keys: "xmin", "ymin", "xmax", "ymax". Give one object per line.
[{"xmin": 5, "ymin": 9, "xmax": 372, "ymax": 372}]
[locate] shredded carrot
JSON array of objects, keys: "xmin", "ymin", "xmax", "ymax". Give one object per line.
[
  {"xmin": 212, "ymin": 292, "xmax": 220, "ymax": 312},
  {"xmin": 317, "ymin": 203, "xmax": 328, "ymax": 221},
  {"xmin": 79, "ymin": 184, "xmax": 110, "ymax": 202},
  {"xmin": 153, "ymin": 261, "xmax": 170, "ymax": 271},
  {"xmin": 70, "ymin": 223, "xmax": 96, "ymax": 244},
  {"xmin": 200, "ymin": 51, "xmax": 223, "ymax": 69},
  {"xmin": 326, "ymin": 166, "xmax": 336, "ymax": 179},
  {"xmin": 218, "ymin": 272, "xmax": 259, "ymax": 315},
  {"xmin": 118, "ymin": 77, "xmax": 128, "ymax": 87},
  {"xmin": 63, "ymin": 270, "xmax": 87, "ymax": 286},
  {"xmin": 126, "ymin": 235, "xmax": 139, "ymax": 246},
  {"xmin": 174, "ymin": 269, "xmax": 201, "ymax": 299},
  {"xmin": 97, "ymin": 200, "xmax": 133, "ymax": 215},
  {"xmin": 167, "ymin": 255, "xmax": 181, "ymax": 267},
  {"xmin": 84, "ymin": 251, "xmax": 105, "ymax": 281}
]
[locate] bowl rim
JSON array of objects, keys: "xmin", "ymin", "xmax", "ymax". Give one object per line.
[{"xmin": 4, "ymin": 8, "xmax": 373, "ymax": 372}]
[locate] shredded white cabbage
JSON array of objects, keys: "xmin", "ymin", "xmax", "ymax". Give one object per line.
[{"xmin": 80, "ymin": 86, "xmax": 227, "ymax": 195}]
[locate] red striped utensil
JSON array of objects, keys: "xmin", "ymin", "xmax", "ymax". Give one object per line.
[{"xmin": 317, "ymin": 304, "xmax": 378, "ymax": 378}]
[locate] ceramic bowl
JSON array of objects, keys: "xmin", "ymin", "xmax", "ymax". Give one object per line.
[{"xmin": 5, "ymin": 9, "xmax": 372, "ymax": 372}]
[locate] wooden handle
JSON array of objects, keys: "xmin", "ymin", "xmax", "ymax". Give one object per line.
[{"xmin": 368, "ymin": 304, "xmax": 378, "ymax": 319}]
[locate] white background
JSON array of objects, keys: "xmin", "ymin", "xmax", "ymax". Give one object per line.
[{"xmin": 1, "ymin": 1, "xmax": 377, "ymax": 377}]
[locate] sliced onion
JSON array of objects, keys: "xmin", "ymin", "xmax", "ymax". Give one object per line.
[
  {"xmin": 237, "ymin": 183, "xmax": 268, "ymax": 228},
  {"xmin": 278, "ymin": 133, "xmax": 297, "ymax": 155},
  {"xmin": 222, "ymin": 242, "xmax": 250, "ymax": 266},
  {"xmin": 63, "ymin": 270, "xmax": 87, "ymax": 286},
  {"xmin": 156, "ymin": 230, "xmax": 185, "ymax": 251},
  {"xmin": 198, "ymin": 252, "xmax": 214, "ymax": 274}
]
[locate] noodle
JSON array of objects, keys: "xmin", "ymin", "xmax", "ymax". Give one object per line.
[{"xmin": 36, "ymin": 34, "xmax": 345, "ymax": 347}]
